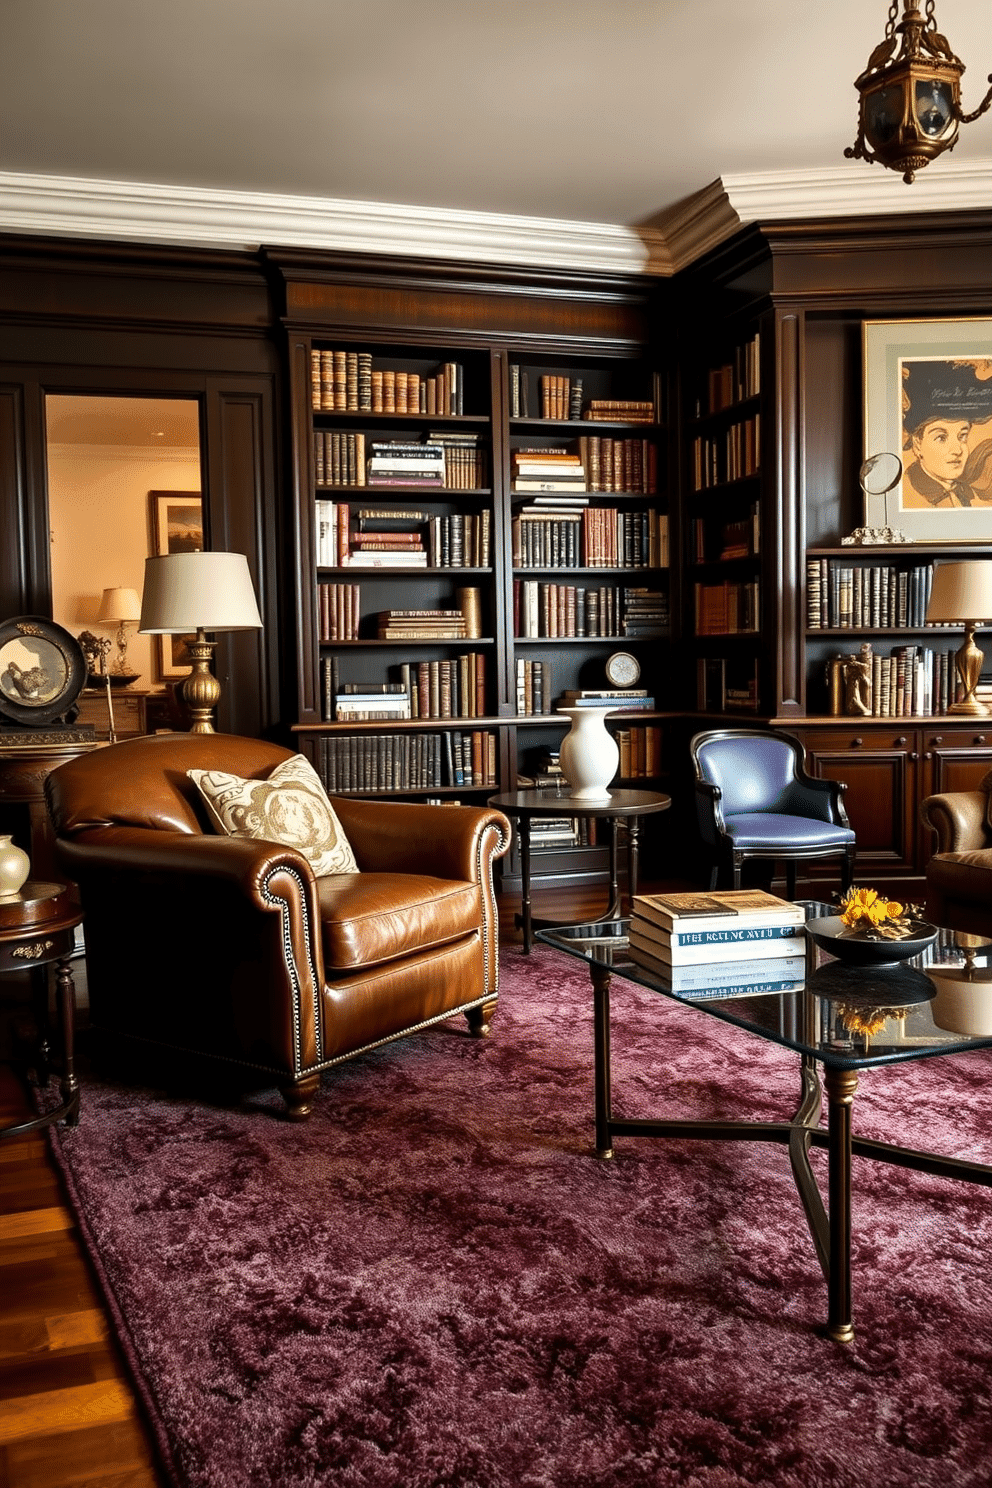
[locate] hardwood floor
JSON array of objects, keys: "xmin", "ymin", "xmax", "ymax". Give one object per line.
[{"xmin": 0, "ymin": 880, "xmax": 680, "ymax": 1486}]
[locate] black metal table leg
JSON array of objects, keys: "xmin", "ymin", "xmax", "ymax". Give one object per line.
[
  {"xmin": 591, "ymin": 961, "xmax": 613, "ymax": 1159},
  {"xmin": 824, "ymin": 1064, "xmax": 859, "ymax": 1343}
]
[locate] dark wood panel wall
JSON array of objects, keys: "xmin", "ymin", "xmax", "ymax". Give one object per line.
[{"xmin": 3, "ymin": 214, "xmax": 992, "ymax": 745}]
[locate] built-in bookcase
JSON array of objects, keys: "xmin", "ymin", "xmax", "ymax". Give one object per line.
[{"xmin": 283, "ymin": 310, "xmax": 673, "ymax": 889}]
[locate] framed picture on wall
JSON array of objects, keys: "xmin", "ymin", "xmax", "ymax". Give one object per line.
[
  {"xmin": 149, "ymin": 490, "xmax": 203, "ymax": 681},
  {"xmin": 863, "ymin": 319, "xmax": 992, "ymax": 542}
]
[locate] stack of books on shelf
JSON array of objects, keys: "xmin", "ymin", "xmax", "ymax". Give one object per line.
[
  {"xmin": 805, "ymin": 558, "xmax": 935, "ymax": 629},
  {"xmin": 427, "ymin": 431, "xmax": 487, "ymax": 489},
  {"xmin": 514, "ymin": 581, "xmax": 625, "ymax": 638},
  {"xmin": 519, "ymin": 746, "xmax": 564, "ymax": 788},
  {"xmin": 318, "ymin": 729, "xmax": 496, "ymax": 791},
  {"xmin": 579, "ymin": 436, "xmax": 658, "ymax": 494},
  {"xmin": 512, "ymin": 448, "xmax": 588, "ymax": 493},
  {"xmin": 628, "ymin": 889, "xmax": 806, "ymax": 996},
  {"xmin": 559, "ymin": 687, "xmax": 655, "ymax": 711},
  {"xmin": 427, "ymin": 511, "xmax": 492, "ymax": 569},
  {"xmin": 377, "ymin": 609, "xmax": 467, "ymax": 640},
  {"xmin": 697, "ymin": 335, "xmax": 761, "ymax": 416},
  {"xmin": 317, "ymin": 582, "xmax": 361, "ymax": 641},
  {"xmin": 854, "ymin": 642, "xmax": 960, "ymax": 718},
  {"xmin": 692, "ymin": 416, "xmax": 761, "ymax": 490},
  {"xmin": 515, "ymin": 658, "xmax": 548, "ymax": 716},
  {"xmin": 334, "ymin": 682, "xmax": 412, "ymax": 722},
  {"xmin": 529, "ymin": 817, "xmax": 582, "ymax": 849},
  {"xmin": 539, "ymin": 375, "xmax": 583, "ymax": 421},
  {"xmin": 581, "ymin": 400, "xmax": 654, "ymax": 424},
  {"xmin": 694, "ymin": 579, "xmax": 760, "ymax": 636},
  {"xmin": 613, "ymin": 725, "xmax": 661, "ymax": 779},
  {"xmin": 310, "ymin": 350, "xmax": 465, "ymax": 416},
  {"xmin": 313, "ymin": 431, "xmax": 367, "ymax": 487},
  {"xmin": 367, "ymin": 441, "xmax": 446, "ymax": 489},
  {"xmin": 406, "ymin": 654, "xmax": 486, "ymax": 719},
  {"xmin": 622, "ymin": 587, "xmax": 669, "ymax": 636}
]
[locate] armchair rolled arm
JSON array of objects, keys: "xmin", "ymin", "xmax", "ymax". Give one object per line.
[
  {"xmin": 329, "ymin": 797, "xmax": 511, "ymax": 882},
  {"xmin": 920, "ymin": 791, "xmax": 992, "ymax": 855}
]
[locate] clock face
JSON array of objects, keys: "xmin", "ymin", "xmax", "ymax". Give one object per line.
[{"xmin": 605, "ymin": 651, "xmax": 640, "ymax": 688}]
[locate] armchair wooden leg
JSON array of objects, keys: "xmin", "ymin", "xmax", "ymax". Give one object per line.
[
  {"xmin": 466, "ymin": 998, "xmax": 498, "ymax": 1037},
  {"xmin": 280, "ymin": 1073, "xmax": 321, "ymax": 1122}
]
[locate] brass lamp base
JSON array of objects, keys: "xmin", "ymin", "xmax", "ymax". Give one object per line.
[
  {"xmin": 948, "ymin": 623, "xmax": 990, "ymax": 716},
  {"xmin": 181, "ymin": 630, "xmax": 222, "ymax": 734}
]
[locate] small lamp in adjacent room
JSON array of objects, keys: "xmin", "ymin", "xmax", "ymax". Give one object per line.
[
  {"xmin": 139, "ymin": 551, "xmax": 263, "ymax": 734},
  {"xmin": 96, "ymin": 586, "xmax": 142, "ymax": 679},
  {"xmin": 925, "ymin": 561, "xmax": 992, "ymax": 716}
]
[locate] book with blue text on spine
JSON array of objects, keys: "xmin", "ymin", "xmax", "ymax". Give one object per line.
[
  {"xmin": 629, "ymin": 942, "xmax": 805, "ymax": 992},
  {"xmin": 629, "ymin": 921, "xmax": 805, "ymax": 965}
]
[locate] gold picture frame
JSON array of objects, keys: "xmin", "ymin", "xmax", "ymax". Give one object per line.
[
  {"xmin": 863, "ymin": 318, "xmax": 992, "ymax": 542},
  {"xmin": 149, "ymin": 491, "xmax": 203, "ymax": 681}
]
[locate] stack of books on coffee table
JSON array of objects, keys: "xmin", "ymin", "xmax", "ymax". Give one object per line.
[{"xmin": 628, "ymin": 889, "xmax": 807, "ymax": 998}]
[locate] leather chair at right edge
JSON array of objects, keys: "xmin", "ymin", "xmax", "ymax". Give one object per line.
[
  {"xmin": 921, "ymin": 769, "xmax": 992, "ymax": 936},
  {"xmin": 690, "ymin": 728, "xmax": 856, "ymax": 898}
]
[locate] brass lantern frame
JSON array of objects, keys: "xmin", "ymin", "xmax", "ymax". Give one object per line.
[{"xmin": 845, "ymin": 0, "xmax": 992, "ymax": 183}]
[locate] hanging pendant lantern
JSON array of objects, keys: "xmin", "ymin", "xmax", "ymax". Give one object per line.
[{"xmin": 845, "ymin": 1, "xmax": 992, "ymax": 183}]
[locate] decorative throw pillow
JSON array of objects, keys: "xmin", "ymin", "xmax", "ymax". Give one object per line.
[{"xmin": 187, "ymin": 755, "xmax": 359, "ymax": 876}]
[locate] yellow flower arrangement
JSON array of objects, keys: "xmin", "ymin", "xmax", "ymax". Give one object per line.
[{"xmin": 836, "ymin": 887, "xmax": 925, "ymax": 942}]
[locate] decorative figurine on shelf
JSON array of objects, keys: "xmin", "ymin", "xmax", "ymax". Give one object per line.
[{"xmin": 841, "ymin": 643, "xmax": 873, "ymax": 715}]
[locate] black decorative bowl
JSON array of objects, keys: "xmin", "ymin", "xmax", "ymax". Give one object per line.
[{"xmin": 805, "ymin": 914, "xmax": 938, "ymax": 968}]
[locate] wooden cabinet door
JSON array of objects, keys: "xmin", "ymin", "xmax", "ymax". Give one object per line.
[{"xmin": 796, "ymin": 727, "xmax": 917, "ymax": 876}]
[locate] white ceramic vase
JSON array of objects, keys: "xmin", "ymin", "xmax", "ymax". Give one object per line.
[
  {"xmin": 557, "ymin": 706, "xmax": 619, "ymax": 801},
  {"xmin": 0, "ymin": 833, "xmax": 30, "ymax": 899}
]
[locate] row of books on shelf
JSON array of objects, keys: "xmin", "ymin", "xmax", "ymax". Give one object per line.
[
  {"xmin": 833, "ymin": 643, "xmax": 962, "ymax": 718},
  {"xmin": 317, "ymin": 588, "xmax": 482, "ymax": 643},
  {"xmin": 310, "ymin": 350, "xmax": 467, "ymax": 416},
  {"xmin": 511, "ymin": 509, "xmax": 668, "ymax": 570},
  {"xmin": 693, "ymin": 335, "xmax": 761, "ymax": 417},
  {"xmin": 628, "ymin": 888, "xmax": 804, "ymax": 994},
  {"xmin": 806, "ymin": 558, "xmax": 938, "ymax": 630},
  {"xmin": 691, "ymin": 415, "xmax": 760, "ymax": 490},
  {"xmin": 313, "ymin": 433, "xmax": 487, "ymax": 491},
  {"xmin": 508, "ymin": 367, "xmax": 655, "ymax": 425},
  {"xmin": 511, "ymin": 441, "xmax": 658, "ymax": 495},
  {"xmin": 321, "ymin": 652, "xmax": 488, "ymax": 722},
  {"xmin": 691, "ymin": 507, "xmax": 759, "ymax": 563},
  {"xmin": 694, "ymin": 580, "xmax": 760, "ymax": 635},
  {"xmin": 316, "ymin": 730, "xmax": 497, "ymax": 792},
  {"xmin": 696, "ymin": 656, "xmax": 760, "ymax": 712},
  {"xmin": 514, "ymin": 582, "xmax": 669, "ymax": 639},
  {"xmin": 315, "ymin": 502, "xmax": 491, "ymax": 569}
]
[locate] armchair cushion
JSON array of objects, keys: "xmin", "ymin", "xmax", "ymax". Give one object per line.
[
  {"xmin": 188, "ymin": 754, "xmax": 358, "ymax": 876},
  {"xmin": 316, "ymin": 872, "xmax": 482, "ymax": 971},
  {"xmin": 723, "ymin": 812, "xmax": 855, "ymax": 851}
]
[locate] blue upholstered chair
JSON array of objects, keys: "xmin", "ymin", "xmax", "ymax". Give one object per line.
[{"xmin": 690, "ymin": 728, "xmax": 855, "ymax": 898}]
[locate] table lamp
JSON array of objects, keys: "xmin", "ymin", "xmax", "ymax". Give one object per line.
[
  {"xmin": 925, "ymin": 560, "xmax": 992, "ymax": 716},
  {"xmin": 139, "ymin": 551, "xmax": 263, "ymax": 734},
  {"xmin": 96, "ymin": 586, "xmax": 142, "ymax": 678}
]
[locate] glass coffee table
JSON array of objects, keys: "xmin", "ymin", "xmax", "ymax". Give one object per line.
[{"xmin": 537, "ymin": 904, "xmax": 992, "ymax": 1343}]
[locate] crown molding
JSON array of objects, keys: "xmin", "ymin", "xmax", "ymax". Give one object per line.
[
  {"xmin": 0, "ymin": 171, "xmax": 668, "ymax": 278},
  {"xmin": 1, "ymin": 162, "xmax": 988, "ymax": 280}
]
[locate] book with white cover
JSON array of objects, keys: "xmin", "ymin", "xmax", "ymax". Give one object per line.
[
  {"xmin": 629, "ymin": 942, "xmax": 805, "ymax": 992},
  {"xmin": 631, "ymin": 889, "xmax": 804, "ymax": 934},
  {"xmin": 628, "ymin": 921, "xmax": 805, "ymax": 965}
]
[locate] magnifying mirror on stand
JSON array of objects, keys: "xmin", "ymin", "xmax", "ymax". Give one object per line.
[{"xmin": 843, "ymin": 453, "xmax": 907, "ymax": 545}]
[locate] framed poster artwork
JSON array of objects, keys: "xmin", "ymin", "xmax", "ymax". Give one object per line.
[
  {"xmin": 863, "ymin": 319, "xmax": 992, "ymax": 542},
  {"xmin": 149, "ymin": 491, "xmax": 203, "ymax": 681}
]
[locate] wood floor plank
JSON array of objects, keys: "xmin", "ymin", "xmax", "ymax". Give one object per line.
[
  {"xmin": 0, "ymin": 1208, "xmax": 74, "ymax": 1243},
  {"xmin": 1, "ymin": 1416, "xmax": 161, "ymax": 1488},
  {"xmin": 0, "ymin": 1380, "xmax": 137, "ymax": 1445}
]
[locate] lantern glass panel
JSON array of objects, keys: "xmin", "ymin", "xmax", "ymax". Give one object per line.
[
  {"xmin": 915, "ymin": 78, "xmax": 955, "ymax": 137},
  {"xmin": 865, "ymin": 84, "xmax": 904, "ymax": 145}
]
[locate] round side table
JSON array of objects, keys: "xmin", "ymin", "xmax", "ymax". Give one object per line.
[
  {"xmin": 0, "ymin": 881, "xmax": 83, "ymax": 1139},
  {"xmin": 489, "ymin": 787, "xmax": 671, "ymax": 953}
]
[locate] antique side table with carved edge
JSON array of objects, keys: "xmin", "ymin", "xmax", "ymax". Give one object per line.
[{"xmin": 0, "ymin": 881, "xmax": 83, "ymax": 1138}]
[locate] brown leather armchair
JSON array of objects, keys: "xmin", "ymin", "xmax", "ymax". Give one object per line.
[
  {"xmin": 920, "ymin": 769, "xmax": 992, "ymax": 936},
  {"xmin": 46, "ymin": 733, "xmax": 511, "ymax": 1119}
]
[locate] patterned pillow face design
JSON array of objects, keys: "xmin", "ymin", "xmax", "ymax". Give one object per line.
[{"xmin": 187, "ymin": 755, "xmax": 359, "ymax": 876}]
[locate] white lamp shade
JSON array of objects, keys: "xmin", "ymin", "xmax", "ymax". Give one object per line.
[
  {"xmin": 96, "ymin": 586, "xmax": 142, "ymax": 624},
  {"xmin": 139, "ymin": 552, "xmax": 263, "ymax": 634},
  {"xmin": 925, "ymin": 561, "xmax": 992, "ymax": 624}
]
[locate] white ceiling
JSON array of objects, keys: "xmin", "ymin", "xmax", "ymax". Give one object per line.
[{"xmin": 1, "ymin": 0, "xmax": 991, "ymax": 272}]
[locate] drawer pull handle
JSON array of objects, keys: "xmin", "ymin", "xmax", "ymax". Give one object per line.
[
  {"xmin": 851, "ymin": 737, "xmax": 863, "ymax": 747},
  {"xmin": 933, "ymin": 735, "xmax": 943, "ymax": 744},
  {"xmin": 895, "ymin": 736, "xmax": 907, "ymax": 746},
  {"xmin": 976, "ymin": 736, "xmax": 987, "ymax": 745}
]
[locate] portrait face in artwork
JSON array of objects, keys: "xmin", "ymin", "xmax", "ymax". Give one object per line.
[{"xmin": 901, "ymin": 360, "xmax": 992, "ymax": 509}]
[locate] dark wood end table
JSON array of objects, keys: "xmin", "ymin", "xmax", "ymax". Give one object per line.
[
  {"xmin": 0, "ymin": 880, "xmax": 83, "ymax": 1139},
  {"xmin": 488, "ymin": 787, "xmax": 671, "ymax": 952}
]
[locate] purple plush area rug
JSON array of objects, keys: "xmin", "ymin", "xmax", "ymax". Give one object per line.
[{"xmin": 46, "ymin": 946, "xmax": 992, "ymax": 1488}]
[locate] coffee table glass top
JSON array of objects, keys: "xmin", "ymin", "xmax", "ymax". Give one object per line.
[{"xmin": 536, "ymin": 902, "xmax": 992, "ymax": 1071}]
